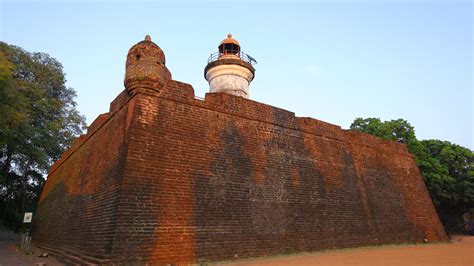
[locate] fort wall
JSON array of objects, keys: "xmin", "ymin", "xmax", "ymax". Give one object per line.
[
  {"xmin": 33, "ymin": 80, "xmax": 447, "ymax": 264},
  {"xmin": 33, "ymin": 96, "xmax": 134, "ymax": 262}
]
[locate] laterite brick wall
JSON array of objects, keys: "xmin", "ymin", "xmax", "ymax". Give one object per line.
[
  {"xmin": 33, "ymin": 80, "xmax": 447, "ymax": 264},
  {"xmin": 32, "ymin": 92, "xmax": 133, "ymax": 260}
]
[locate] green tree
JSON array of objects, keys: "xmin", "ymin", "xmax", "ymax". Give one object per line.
[
  {"xmin": 0, "ymin": 42, "xmax": 86, "ymax": 231},
  {"xmin": 351, "ymin": 118, "xmax": 416, "ymax": 145},
  {"xmin": 350, "ymin": 118, "xmax": 474, "ymax": 232},
  {"xmin": 421, "ymin": 140, "xmax": 474, "ymax": 208}
]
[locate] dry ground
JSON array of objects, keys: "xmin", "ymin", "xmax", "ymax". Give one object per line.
[
  {"xmin": 221, "ymin": 235, "xmax": 474, "ymax": 266},
  {"xmin": 0, "ymin": 236, "xmax": 472, "ymax": 265},
  {"xmin": 0, "ymin": 241, "xmax": 62, "ymax": 266}
]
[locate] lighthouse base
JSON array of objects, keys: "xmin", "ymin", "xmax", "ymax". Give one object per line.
[{"xmin": 205, "ymin": 63, "xmax": 254, "ymax": 98}]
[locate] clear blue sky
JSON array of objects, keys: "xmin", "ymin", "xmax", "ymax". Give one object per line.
[{"xmin": 1, "ymin": 0, "xmax": 472, "ymax": 149}]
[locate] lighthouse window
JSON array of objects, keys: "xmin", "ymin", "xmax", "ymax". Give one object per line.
[{"xmin": 220, "ymin": 43, "xmax": 240, "ymax": 55}]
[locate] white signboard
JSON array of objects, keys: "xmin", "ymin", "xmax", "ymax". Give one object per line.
[{"xmin": 23, "ymin": 212, "xmax": 33, "ymax": 223}]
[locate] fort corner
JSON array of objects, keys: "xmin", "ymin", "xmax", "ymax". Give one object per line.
[{"xmin": 32, "ymin": 35, "xmax": 448, "ymax": 265}]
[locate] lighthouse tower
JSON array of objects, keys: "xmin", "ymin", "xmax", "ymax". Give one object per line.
[{"xmin": 204, "ymin": 34, "xmax": 256, "ymax": 98}]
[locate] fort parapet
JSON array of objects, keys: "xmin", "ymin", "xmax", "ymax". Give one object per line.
[{"xmin": 32, "ymin": 36, "xmax": 447, "ymax": 264}]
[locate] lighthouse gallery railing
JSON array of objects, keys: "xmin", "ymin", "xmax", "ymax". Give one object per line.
[{"xmin": 207, "ymin": 51, "xmax": 257, "ymax": 65}]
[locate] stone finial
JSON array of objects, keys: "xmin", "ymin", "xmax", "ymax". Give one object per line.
[{"xmin": 145, "ymin": 35, "xmax": 151, "ymax": 41}]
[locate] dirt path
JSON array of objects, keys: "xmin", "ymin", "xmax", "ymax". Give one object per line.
[
  {"xmin": 1, "ymin": 236, "xmax": 472, "ymax": 265},
  {"xmin": 221, "ymin": 236, "xmax": 474, "ymax": 266},
  {"xmin": 0, "ymin": 241, "xmax": 62, "ymax": 266}
]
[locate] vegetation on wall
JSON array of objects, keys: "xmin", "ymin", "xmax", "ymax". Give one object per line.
[
  {"xmin": 351, "ymin": 118, "xmax": 474, "ymax": 233},
  {"xmin": 0, "ymin": 42, "xmax": 86, "ymax": 232}
]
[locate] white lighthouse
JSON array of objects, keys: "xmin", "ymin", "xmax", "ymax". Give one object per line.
[{"xmin": 204, "ymin": 34, "xmax": 256, "ymax": 98}]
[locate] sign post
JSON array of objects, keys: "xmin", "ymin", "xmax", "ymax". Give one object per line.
[
  {"xmin": 23, "ymin": 212, "xmax": 33, "ymax": 223},
  {"xmin": 21, "ymin": 212, "xmax": 33, "ymax": 254}
]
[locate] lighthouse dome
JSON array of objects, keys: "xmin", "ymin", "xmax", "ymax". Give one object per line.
[{"xmin": 220, "ymin": 34, "xmax": 240, "ymax": 46}]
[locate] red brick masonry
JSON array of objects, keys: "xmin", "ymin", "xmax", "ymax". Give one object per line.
[{"xmin": 33, "ymin": 80, "xmax": 448, "ymax": 264}]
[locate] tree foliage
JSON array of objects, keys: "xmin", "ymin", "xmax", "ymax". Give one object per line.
[
  {"xmin": 351, "ymin": 118, "xmax": 474, "ymax": 231},
  {"xmin": 350, "ymin": 118, "xmax": 415, "ymax": 144},
  {"xmin": 0, "ymin": 42, "xmax": 86, "ymax": 231},
  {"xmin": 420, "ymin": 139, "xmax": 474, "ymax": 208}
]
